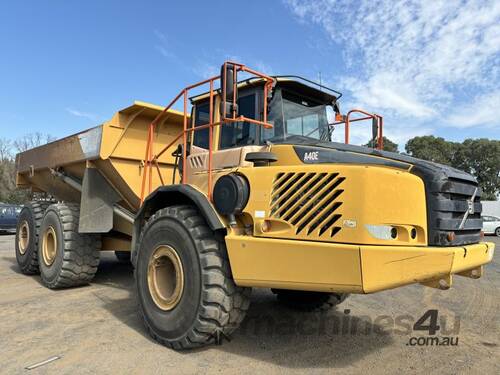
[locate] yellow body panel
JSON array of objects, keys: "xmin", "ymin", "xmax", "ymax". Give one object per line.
[
  {"xmin": 238, "ymin": 149, "xmax": 428, "ymax": 246},
  {"xmin": 225, "ymin": 234, "xmax": 363, "ymax": 293},
  {"xmin": 360, "ymin": 241, "xmax": 495, "ymax": 292},
  {"xmin": 98, "ymin": 101, "xmax": 185, "ymax": 210},
  {"xmin": 225, "ymin": 233, "xmax": 495, "ymax": 293}
]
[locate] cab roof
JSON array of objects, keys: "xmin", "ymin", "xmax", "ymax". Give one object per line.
[{"xmin": 190, "ymin": 76, "xmax": 342, "ymax": 104}]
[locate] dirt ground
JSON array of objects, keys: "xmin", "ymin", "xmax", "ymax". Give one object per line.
[{"xmin": 0, "ymin": 234, "xmax": 498, "ymax": 374}]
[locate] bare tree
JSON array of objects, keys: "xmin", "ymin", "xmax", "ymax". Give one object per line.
[
  {"xmin": 0, "ymin": 137, "xmax": 12, "ymax": 161},
  {"xmin": 13, "ymin": 132, "xmax": 56, "ymax": 153},
  {"xmin": 1, "ymin": 133, "xmax": 55, "ymax": 203}
]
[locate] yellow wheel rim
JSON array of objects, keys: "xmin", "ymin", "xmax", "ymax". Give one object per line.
[
  {"xmin": 147, "ymin": 245, "xmax": 184, "ymax": 311},
  {"xmin": 18, "ymin": 221, "xmax": 30, "ymax": 255},
  {"xmin": 42, "ymin": 226, "xmax": 57, "ymax": 266}
]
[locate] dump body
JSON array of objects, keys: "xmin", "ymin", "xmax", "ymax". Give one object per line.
[{"xmin": 16, "ymin": 101, "xmax": 186, "ymax": 241}]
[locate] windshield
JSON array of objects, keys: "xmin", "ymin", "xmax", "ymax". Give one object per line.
[{"xmin": 262, "ymin": 88, "xmax": 332, "ymax": 144}]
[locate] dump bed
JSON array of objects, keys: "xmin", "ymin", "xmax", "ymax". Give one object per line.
[{"xmin": 16, "ymin": 101, "xmax": 185, "ymax": 213}]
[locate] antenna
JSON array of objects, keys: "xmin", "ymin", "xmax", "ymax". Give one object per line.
[{"xmin": 318, "ymin": 71, "xmax": 323, "ymax": 91}]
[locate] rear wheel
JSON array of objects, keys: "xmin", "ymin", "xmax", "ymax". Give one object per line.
[
  {"xmin": 273, "ymin": 289, "xmax": 349, "ymax": 311},
  {"xmin": 135, "ymin": 205, "xmax": 251, "ymax": 349},
  {"xmin": 15, "ymin": 201, "xmax": 52, "ymax": 274},
  {"xmin": 38, "ymin": 203, "xmax": 100, "ymax": 288}
]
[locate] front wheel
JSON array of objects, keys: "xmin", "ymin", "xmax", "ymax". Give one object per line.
[
  {"xmin": 135, "ymin": 205, "xmax": 251, "ymax": 350},
  {"xmin": 495, "ymin": 227, "xmax": 500, "ymax": 237}
]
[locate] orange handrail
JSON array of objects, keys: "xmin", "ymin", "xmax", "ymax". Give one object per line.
[
  {"xmin": 140, "ymin": 62, "xmax": 274, "ymax": 204},
  {"xmin": 330, "ymin": 109, "xmax": 384, "ymax": 150},
  {"xmin": 140, "ymin": 62, "xmax": 384, "ymax": 205}
]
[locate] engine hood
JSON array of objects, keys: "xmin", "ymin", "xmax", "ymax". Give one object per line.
[{"xmin": 289, "ymin": 141, "xmax": 482, "ymax": 246}]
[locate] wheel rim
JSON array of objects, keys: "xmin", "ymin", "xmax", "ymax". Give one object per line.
[
  {"xmin": 42, "ymin": 226, "xmax": 57, "ymax": 266},
  {"xmin": 147, "ymin": 245, "xmax": 184, "ymax": 311},
  {"xmin": 18, "ymin": 221, "xmax": 30, "ymax": 255}
]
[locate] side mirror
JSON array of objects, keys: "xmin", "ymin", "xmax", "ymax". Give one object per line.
[
  {"xmin": 220, "ymin": 63, "xmax": 238, "ymax": 118},
  {"xmin": 371, "ymin": 117, "xmax": 379, "ymax": 145},
  {"xmin": 326, "ymin": 106, "xmax": 335, "ymax": 124}
]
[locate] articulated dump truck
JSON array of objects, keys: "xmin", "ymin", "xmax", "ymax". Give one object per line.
[{"xmin": 15, "ymin": 62, "xmax": 495, "ymax": 349}]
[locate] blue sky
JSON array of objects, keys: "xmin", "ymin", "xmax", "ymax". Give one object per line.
[{"xmin": 0, "ymin": 0, "xmax": 498, "ymax": 149}]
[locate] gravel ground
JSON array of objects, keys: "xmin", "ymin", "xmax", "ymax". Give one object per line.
[{"xmin": 0, "ymin": 234, "xmax": 498, "ymax": 374}]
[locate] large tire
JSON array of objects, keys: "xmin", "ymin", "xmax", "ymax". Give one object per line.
[
  {"xmin": 273, "ymin": 289, "xmax": 349, "ymax": 311},
  {"xmin": 135, "ymin": 205, "xmax": 251, "ymax": 350},
  {"xmin": 15, "ymin": 201, "xmax": 53, "ymax": 274},
  {"xmin": 38, "ymin": 203, "xmax": 100, "ymax": 289}
]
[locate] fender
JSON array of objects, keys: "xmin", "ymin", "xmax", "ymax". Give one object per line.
[{"xmin": 131, "ymin": 184, "xmax": 225, "ymax": 265}]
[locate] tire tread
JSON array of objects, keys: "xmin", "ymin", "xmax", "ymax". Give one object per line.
[
  {"xmin": 16, "ymin": 200, "xmax": 53, "ymax": 274},
  {"xmin": 136, "ymin": 205, "xmax": 251, "ymax": 349},
  {"xmin": 40, "ymin": 203, "xmax": 100, "ymax": 289}
]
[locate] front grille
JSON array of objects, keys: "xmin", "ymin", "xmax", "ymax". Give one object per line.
[
  {"xmin": 427, "ymin": 176, "xmax": 482, "ymax": 246},
  {"xmin": 270, "ymin": 172, "xmax": 345, "ymax": 239}
]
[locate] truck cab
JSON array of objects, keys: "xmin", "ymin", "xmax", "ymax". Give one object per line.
[
  {"xmin": 184, "ymin": 76, "xmax": 343, "ymax": 194},
  {"xmin": 13, "ymin": 61, "xmax": 495, "ymax": 350},
  {"xmin": 190, "ymin": 77, "xmax": 339, "ymax": 151}
]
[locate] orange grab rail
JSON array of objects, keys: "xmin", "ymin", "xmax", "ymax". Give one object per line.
[
  {"xmin": 331, "ymin": 109, "xmax": 384, "ymax": 150},
  {"xmin": 140, "ymin": 61, "xmax": 274, "ymax": 204}
]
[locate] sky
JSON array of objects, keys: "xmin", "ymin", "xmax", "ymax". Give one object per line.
[{"xmin": 0, "ymin": 0, "xmax": 498, "ymax": 149}]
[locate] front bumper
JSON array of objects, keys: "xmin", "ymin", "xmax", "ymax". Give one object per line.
[
  {"xmin": 226, "ymin": 234, "xmax": 495, "ymax": 294},
  {"xmin": 360, "ymin": 242, "xmax": 495, "ymax": 293}
]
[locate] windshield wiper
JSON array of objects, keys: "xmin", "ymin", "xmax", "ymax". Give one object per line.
[
  {"xmin": 304, "ymin": 125, "xmax": 332, "ymax": 141},
  {"xmin": 266, "ymin": 134, "xmax": 319, "ymax": 145}
]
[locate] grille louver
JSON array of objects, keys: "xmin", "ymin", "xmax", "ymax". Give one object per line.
[
  {"xmin": 270, "ymin": 172, "xmax": 345, "ymax": 239},
  {"xmin": 429, "ymin": 176, "xmax": 482, "ymax": 245}
]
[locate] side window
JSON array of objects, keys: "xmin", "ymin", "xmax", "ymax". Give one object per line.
[
  {"xmin": 193, "ymin": 102, "xmax": 210, "ymax": 149},
  {"xmin": 220, "ymin": 94, "xmax": 257, "ymax": 149},
  {"xmin": 483, "ymin": 216, "xmax": 491, "ymax": 222}
]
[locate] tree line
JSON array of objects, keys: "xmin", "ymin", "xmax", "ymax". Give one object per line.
[
  {"xmin": 366, "ymin": 136, "xmax": 500, "ymax": 200},
  {"xmin": 0, "ymin": 133, "xmax": 498, "ymax": 204},
  {"xmin": 0, "ymin": 133, "xmax": 55, "ymax": 204}
]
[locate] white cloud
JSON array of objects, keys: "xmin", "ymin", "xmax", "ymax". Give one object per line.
[
  {"xmin": 341, "ymin": 74, "xmax": 435, "ymax": 119},
  {"xmin": 285, "ymin": 0, "xmax": 500, "ymax": 130},
  {"xmin": 65, "ymin": 108, "xmax": 99, "ymax": 122},
  {"xmin": 191, "ymin": 62, "xmax": 219, "ymax": 79},
  {"xmin": 154, "ymin": 30, "xmax": 178, "ymax": 60},
  {"xmin": 446, "ymin": 91, "xmax": 500, "ymax": 128},
  {"xmin": 331, "ymin": 117, "xmax": 432, "ymax": 148}
]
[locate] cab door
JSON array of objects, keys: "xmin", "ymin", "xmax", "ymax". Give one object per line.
[{"xmin": 187, "ymin": 88, "xmax": 270, "ymax": 192}]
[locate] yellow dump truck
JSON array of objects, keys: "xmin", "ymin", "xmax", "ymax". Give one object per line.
[{"xmin": 15, "ymin": 62, "xmax": 495, "ymax": 349}]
